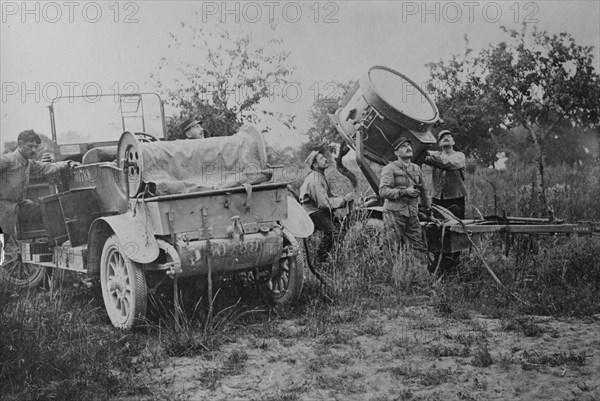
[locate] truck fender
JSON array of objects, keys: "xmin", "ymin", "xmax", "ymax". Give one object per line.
[
  {"xmin": 87, "ymin": 213, "xmax": 159, "ymax": 273},
  {"xmin": 281, "ymin": 196, "xmax": 314, "ymax": 238}
]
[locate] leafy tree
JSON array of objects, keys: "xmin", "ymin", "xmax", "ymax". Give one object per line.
[
  {"xmin": 151, "ymin": 21, "xmax": 295, "ymax": 139},
  {"xmin": 427, "ymin": 26, "xmax": 600, "ymax": 214},
  {"xmin": 426, "ymin": 38, "xmax": 508, "ymax": 166}
]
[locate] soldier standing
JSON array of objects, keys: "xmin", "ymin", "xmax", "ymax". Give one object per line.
[{"xmin": 379, "ymin": 137, "xmax": 430, "ymax": 253}]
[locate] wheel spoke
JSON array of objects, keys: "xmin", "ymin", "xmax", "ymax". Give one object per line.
[
  {"xmin": 121, "ymin": 297, "xmax": 130, "ymax": 318},
  {"xmin": 3, "ymin": 259, "xmax": 19, "ymax": 274},
  {"xmin": 109, "ymin": 260, "xmax": 117, "ymax": 274},
  {"xmin": 282, "ymin": 274, "xmax": 288, "ymax": 289},
  {"xmin": 20, "ymin": 265, "xmax": 33, "ymax": 280}
]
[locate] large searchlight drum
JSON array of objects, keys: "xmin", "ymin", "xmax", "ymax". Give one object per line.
[{"xmin": 335, "ymin": 66, "xmax": 439, "ymax": 165}]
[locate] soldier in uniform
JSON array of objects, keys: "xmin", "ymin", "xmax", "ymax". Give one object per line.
[
  {"xmin": 180, "ymin": 117, "xmax": 205, "ymax": 139},
  {"xmin": 424, "ymin": 129, "xmax": 467, "ymax": 218},
  {"xmin": 300, "ymin": 151, "xmax": 353, "ymax": 263},
  {"xmin": 423, "ymin": 129, "xmax": 468, "ymax": 274},
  {"xmin": 379, "ymin": 137, "xmax": 430, "ymax": 253}
]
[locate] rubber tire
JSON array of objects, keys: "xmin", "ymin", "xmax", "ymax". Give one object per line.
[
  {"xmin": 0, "ymin": 237, "xmax": 46, "ymax": 289},
  {"xmin": 264, "ymin": 230, "xmax": 305, "ymax": 305},
  {"xmin": 100, "ymin": 235, "xmax": 147, "ymax": 330}
]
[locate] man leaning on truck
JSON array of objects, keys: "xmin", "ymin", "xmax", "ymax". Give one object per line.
[{"xmin": 0, "ymin": 130, "xmax": 75, "ymax": 237}]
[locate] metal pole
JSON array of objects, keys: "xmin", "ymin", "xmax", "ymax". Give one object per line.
[{"xmin": 201, "ymin": 208, "xmax": 213, "ymax": 337}]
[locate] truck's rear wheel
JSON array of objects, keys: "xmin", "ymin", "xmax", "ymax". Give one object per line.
[
  {"xmin": 262, "ymin": 230, "xmax": 305, "ymax": 304},
  {"xmin": 100, "ymin": 235, "xmax": 147, "ymax": 330},
  {"xmin": 0, "ymin": 236, "xmax": 46, "ymax": 289}
]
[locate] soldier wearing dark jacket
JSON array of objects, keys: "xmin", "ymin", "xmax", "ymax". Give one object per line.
[{"xmin": 379, "ymin": 137, "xmax": 430, "ymax": 252}]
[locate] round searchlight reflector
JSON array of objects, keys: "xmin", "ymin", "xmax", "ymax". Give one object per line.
[{"xmin": 368, "ymin": 67, "xmax": 437, "ymax": 121}]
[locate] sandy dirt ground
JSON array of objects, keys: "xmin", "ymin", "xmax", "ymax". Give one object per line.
[{"xmin": 128, "ymin": 301, "xmax": 600, "ymax": 401}]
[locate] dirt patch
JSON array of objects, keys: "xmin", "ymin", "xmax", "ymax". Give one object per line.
[{"xmin": 125, "ymin": 302, "xmax": 600, "ymax": 401}]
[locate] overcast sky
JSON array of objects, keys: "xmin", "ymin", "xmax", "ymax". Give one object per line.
[{"xmin": 1, "ymin": 1, "xmax": 599, "ymax": 152}]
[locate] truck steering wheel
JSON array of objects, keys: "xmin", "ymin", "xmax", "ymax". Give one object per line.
[{"xmin": 134, "ymin": 132, "xmax": 158, "ymax": 143}]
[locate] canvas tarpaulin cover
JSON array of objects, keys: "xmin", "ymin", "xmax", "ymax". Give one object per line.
[{"xmin": 140, "ymin": 124, "xmax": 272, "ymax": 195}]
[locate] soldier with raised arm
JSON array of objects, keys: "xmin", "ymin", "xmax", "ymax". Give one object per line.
[{"xmin": 423, "ymin": 129, "xmax": 467, "ymax": 219}]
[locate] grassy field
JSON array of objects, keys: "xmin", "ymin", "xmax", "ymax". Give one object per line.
[{"xmin": 1, "ymin": 162, "xmax": 599, "ymax": 400}]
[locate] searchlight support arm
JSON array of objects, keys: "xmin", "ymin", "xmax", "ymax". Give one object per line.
[{"xmin": 354, "ymin": 126, "xmax": 381, "ymax": 196}]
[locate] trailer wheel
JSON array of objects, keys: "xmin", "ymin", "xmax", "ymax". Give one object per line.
[
  {"xmin": 262, "ymin": 230, "xmax": 305, "ymax": 304},
  {"xmin": 0, "ymin": 236, "xmax": 46, "ymax": 289},
  {"xmin": 100, "ymin": 235, "xmax": 147, "ymax": 330}
]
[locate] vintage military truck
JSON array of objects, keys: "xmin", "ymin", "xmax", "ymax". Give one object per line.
[{"xmin": 0, "ymin": 93, "xmax": 313, "ymax": 329}]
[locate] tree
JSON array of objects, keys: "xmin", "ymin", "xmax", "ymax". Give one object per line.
[
  {"xmin": 426, "ymin": 37, "xmax": 509, "ymax": 166},
  {"xmin": 151, "ymin": 21, "xmax": 295, "ymax": 139},
  {"xmin": 427, "ymin": 26, "xmax": 600, "ymax": 214}
]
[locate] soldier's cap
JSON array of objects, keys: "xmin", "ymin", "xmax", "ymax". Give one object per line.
[
  {"xmin": 392, "ymin": 136, "xmax": 411, "ymax": 150},
  {"xmin": 305, "ymin": 150, "xmax": 320, "ymax": 168},
  {"xmin": 180, "ymin": 117, "xmax": 202, "ymax": 133},
  {"xmin": 438, "ymin": 129, "xmax": 453, "ymax": 141}
]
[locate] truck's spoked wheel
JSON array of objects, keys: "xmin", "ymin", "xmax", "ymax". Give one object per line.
[
  {"xmin": 266, "ymin": 256, "xmax": 290, "ymax": 294},
  {"xmin": 261, "ymin": 231, "xmax": 305, "ymax": 304},
  {"xmin": 100, "ymin": 235, "xmax": 147, "ymax": 330},
  {"xmin": 0, "ymin": 237, "xmax": 46, "ymax": 288}
]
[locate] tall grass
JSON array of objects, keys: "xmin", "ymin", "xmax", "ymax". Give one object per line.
[
  {"xmin": 466, "ymin": 162, "xmax": 600, "ymax": 221},
  {"xmin": 0, "ymin": 280, "xmax": 150, "ymax": 401},
  {"xmin": 433, "ymin": 235, "xmax": 600, "ymax": 318},
  {"xmin": 0, "ymin": 275, "xmax": 266, "ymax": 400}
]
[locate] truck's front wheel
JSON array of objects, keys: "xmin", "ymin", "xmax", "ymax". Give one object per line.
[
  {"xmin": 100, "ymin": 235, "xmax": 147, "ymax": 330},
  {"xmin": 262, "ymin": 230, "xmax": 305, "ymax": 304}
]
